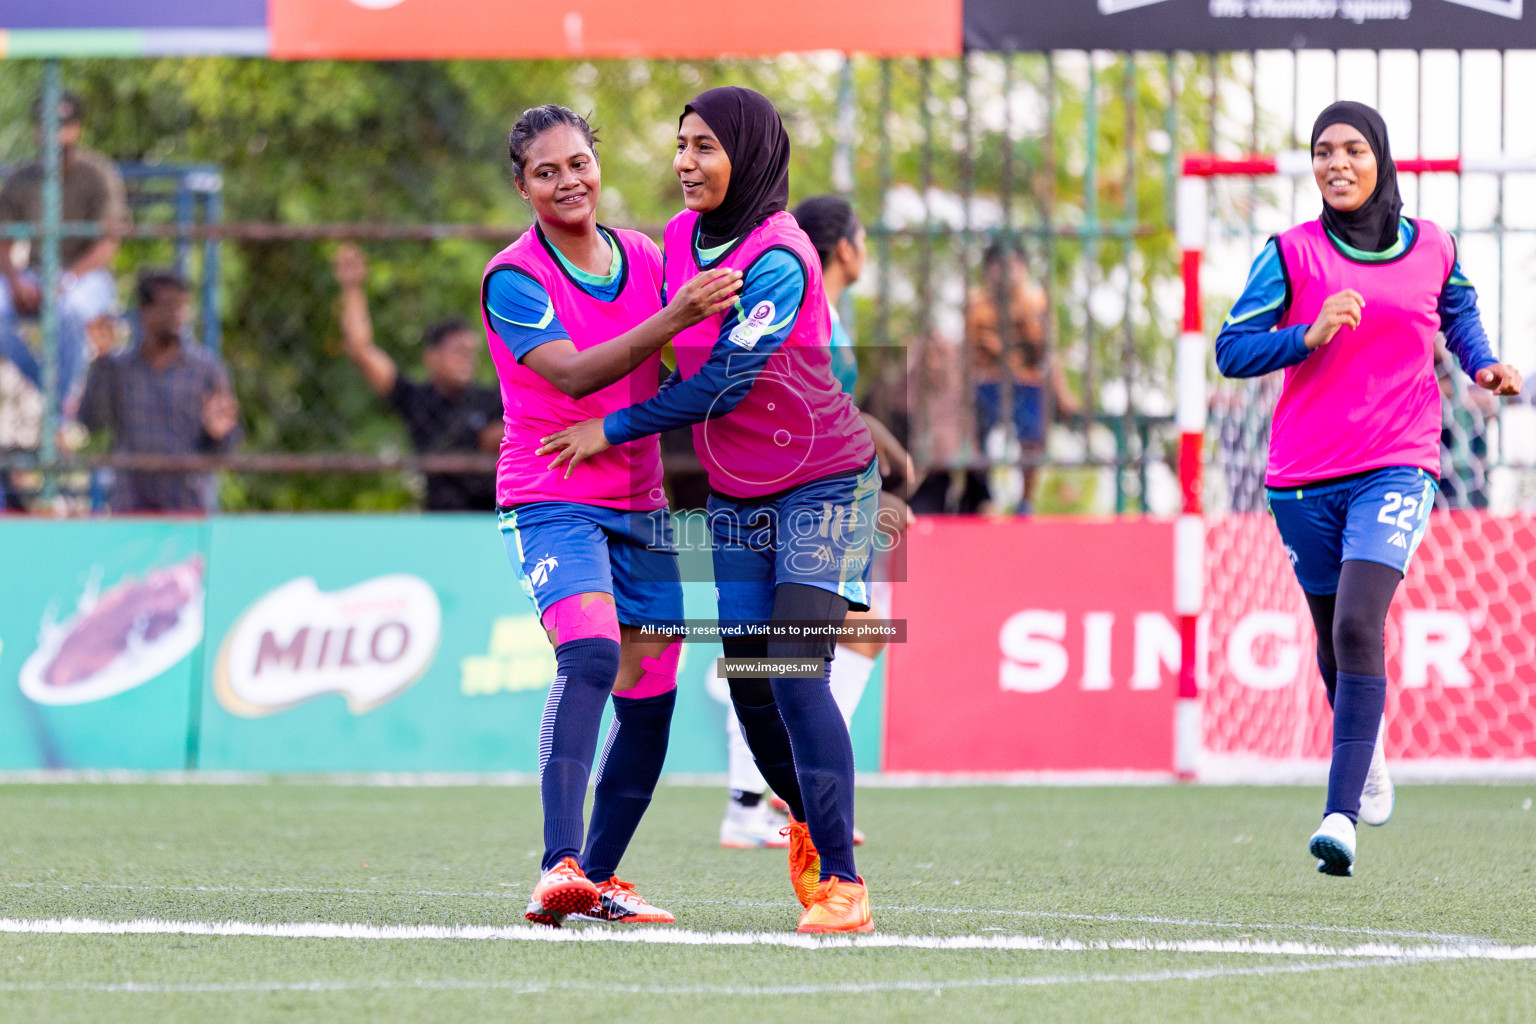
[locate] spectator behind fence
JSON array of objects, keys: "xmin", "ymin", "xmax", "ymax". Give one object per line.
[
  {"xmin": 332, "ymin": 243, "xmax": 500, "ymax": 511},
  {"xmin": 905, "ymin": 329, "xmax": 992, "ymax": 515},
  {"xmin": 0, "ymin": 91, "xmax": 127, "ymax": 411},
  {"xmin": 964, "ymin": 239, "xmax": 1079, "ymax": 515},
  {"xmin": 77, "ymin": 270, "xmax": 240, "ymax": 512}
]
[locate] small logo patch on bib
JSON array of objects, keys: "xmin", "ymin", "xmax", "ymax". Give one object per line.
[{"xmin": 728, "ymin": 300, "xmax": 776, "ymax": 350}]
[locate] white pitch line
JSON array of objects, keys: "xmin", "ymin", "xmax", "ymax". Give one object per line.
[
  {"xmin": 2, "ymin": 884, "xmax": 1497, "ymax": 945},
  {"xmin": 1, "ymin": 918, "xmax": 1534, "ymax": 960},
  {"xmin": 2, "ymin": 882, "xmax": 525, "ymax": 900},
  {"xmin": 0, "ymin": 958, "xmax": 1421, "ymax": 997},
  {"xmin": 670, "ymin": 898, "xmax": 1496, "ymax": 944}
]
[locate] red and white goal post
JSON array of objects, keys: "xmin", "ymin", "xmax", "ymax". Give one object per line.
[{"xmin": 1175, "ymin": 151, "xmax": 1536, "ymax": 783}]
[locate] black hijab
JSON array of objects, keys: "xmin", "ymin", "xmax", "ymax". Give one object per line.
[
  {"xmin": 682, "ymin": 87, "xmax": 791, "ymax": 249},
  {"xmin": 1310, "ymin": 100, "xmax": 1402, "ymax": 253}
]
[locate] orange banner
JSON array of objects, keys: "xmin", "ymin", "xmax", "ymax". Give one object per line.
[{"xmin": 271, "ymin": 0, "xmax": 961, "ymax": 60}]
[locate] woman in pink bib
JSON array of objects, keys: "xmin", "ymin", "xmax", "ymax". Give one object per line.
[
  {"xmin": 1216, "ymin": 101, "xmax": 1521, "ymax": 878},
  {"xmin": 481, "ymin": 105, "xmax": 740, "ymax": 927},
  {"xmin": 541, "ymin": 87, "xmax": 878, "ymax": 934}
]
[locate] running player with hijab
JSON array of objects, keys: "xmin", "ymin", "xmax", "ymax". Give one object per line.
[
  {"xmin": 716, "ymin": 193, "xmax": 914, "ymax": 850},
  {"xmin": 1216, "ymin": 101, "xmax": 1521, "ymax": 876},
  {"xmin": 482, "ymin": 105, "xmax": 740, "ymax": 924},
  {"xmin": 540, "ymin": 87, "xmax": 879, "ymax": 933}
]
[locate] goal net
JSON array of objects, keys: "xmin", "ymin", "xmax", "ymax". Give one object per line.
[{"xmin": 1179, "ymin": 152, "xmax": 1536, "ymax": 781}]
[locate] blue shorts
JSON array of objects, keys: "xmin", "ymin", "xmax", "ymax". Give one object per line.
[
  {"xmin": 706, "ymin": 458, "xmax": 881, "ymax": 624},
  {"xmin": 497, "ymin": 501, "xmax": 684, "ymax": 630},
  {"xmin": 1268, "ymin": 466, "xmax": 1438, "ymax": 596}
]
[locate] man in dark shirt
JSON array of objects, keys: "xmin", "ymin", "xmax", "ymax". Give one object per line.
[
  {"xmin": 0, "ymin": 92, "xmax": 129, "ymax": 407},
  {"xmin": 333, "ymin": 243, "xmax": 500, "ymax": 511},
  {"xmin": 78, "ymin": 270, "xmax": 240, "ymax": 512}
]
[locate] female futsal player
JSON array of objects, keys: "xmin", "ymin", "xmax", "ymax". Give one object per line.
[
  {"xmin": 716, "ymin": 194, "xmax": 914, "ymax": 850},
  {"xmin": 482, "ymin": 105, "xmax": 740, "ymax": 924},
  {"xmin": 540, "ymin": 87, "xmax": 880, "ymax": 933},
  {"xmin": 1216, "ymin": 101, "xmax": 1521, "ymax": 876}
]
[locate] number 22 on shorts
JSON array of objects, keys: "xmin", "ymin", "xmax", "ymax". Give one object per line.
[{"xmin": 1377, "ymin": 491, "xmax": 1427, "ymax": 530}]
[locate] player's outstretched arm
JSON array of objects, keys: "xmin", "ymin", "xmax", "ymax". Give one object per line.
[
  {"xmin": 521, "ymin": 267, "xmax": 740, "ymax": 400},
  {"xmin": 1439, "ymin": 271, "xmax": 1518, "ymax": 395}
]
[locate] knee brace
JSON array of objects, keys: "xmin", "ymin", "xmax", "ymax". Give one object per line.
[{"xmin": 542, "ymin": 593, "xmax": 621, "ymax": 647}]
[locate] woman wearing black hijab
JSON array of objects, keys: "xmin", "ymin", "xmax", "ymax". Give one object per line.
[
  {"xmin": 1215, "ymin": 101, "xmax": 1520, "ymax": 877},
  {"xmin": 540, "ymin": 87, "xmax": 879, "ymax": 932}
]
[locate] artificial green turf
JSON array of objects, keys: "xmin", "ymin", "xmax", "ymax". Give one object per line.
[{"xmin": 0, "ymin": 782, "xmax": 1533, "ymax": 1022}]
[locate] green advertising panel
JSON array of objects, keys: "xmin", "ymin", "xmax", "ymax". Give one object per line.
[
  {"xmin": 198, "ymin": 514, "xmax": 549, "ymax": 772},
  {"xmin": 0, "ymin": 515, "xmax": 885, "ymax": 774},
  {"xmin": 0, "ymin": 519, "xmax": 208, "ymax": 770},
  {"xmin": 196, "ymin": 514, "xmax": 757, "ymax": 774}
]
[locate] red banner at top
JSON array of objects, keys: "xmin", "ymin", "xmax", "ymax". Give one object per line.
[{"xmin": 270, "ymin": 0, "xmax": 962, "ymax": 60}]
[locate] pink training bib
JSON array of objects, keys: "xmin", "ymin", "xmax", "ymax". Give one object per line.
[
  {"xmin": 662, "ymin": 210, "xmax": 873, "ymax": 499},
  {"xmin": 1268, "ymin": 218, "xmax": 1455, "ymax": 488},
  {"xmin": 481, "ymin": 225, "xmax": 667, "ymax": 510}
]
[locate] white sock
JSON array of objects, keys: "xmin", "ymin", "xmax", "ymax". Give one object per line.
[
  {"xmin": 725, "ymin": 702, "xmax": 769, "ymax": 796},
  {"xmin": 828, "ymin": 647, "xmax": 876, "ymax": 729}
]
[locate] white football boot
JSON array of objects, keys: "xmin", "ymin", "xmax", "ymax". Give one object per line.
[
  {"xmin": 569, "ymin": 877, "xmax": 675, "ymax": 924},
  {"xmin": 1309, "ymin": 813, "xmax": 1357, "ymax": 877},
  {"xmin": 719, "ymin": 798, "xmax": 790, "ymax": 849},
  {"xmin": 1358, "ymin": 716, "xmax": 1395, "ymax": 827}
]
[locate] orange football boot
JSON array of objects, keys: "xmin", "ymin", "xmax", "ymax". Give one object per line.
[
  {"xmin": 796, "ymin": 876, "xmax": 873, "ymax": 934},
  {"xmin": 525, "ymin": 856, "xmax": 599, "ymax": 925},
  {"xmin": 781, "ymin": 814, "xmax": 821, "ymax": 908}
]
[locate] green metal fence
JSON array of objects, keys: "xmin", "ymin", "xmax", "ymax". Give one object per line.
[{"xmin": 1, "ymin": 52, "xmax": 1530, "ymax": 514}]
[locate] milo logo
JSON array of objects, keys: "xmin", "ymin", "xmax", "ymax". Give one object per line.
[{"xmin": 214, "ymin": 574, "xmax": 441, "ymax": 717}]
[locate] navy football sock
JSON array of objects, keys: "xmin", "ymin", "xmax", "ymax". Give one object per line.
[
  {"xmin": 771, "ymin": 664, "xmax": 858, "ymax": 884},
  {"xmin": 1325, "ymin": 671, "xmax": 1387, "ymax": 824},
  {"xmin": 538, "ymin": 637, "xmax": 621, "ymax": 871},
  {"xmin": 581, "ymin": 688, "xmax": 675, "ymax": 884},
  {"xmin": 1318, "ymin": 654, "xmax": 1338, "ymax": 708},
  {"xmin": 730, "ymin": 696, "xmax": 806, "ymax": 823}
]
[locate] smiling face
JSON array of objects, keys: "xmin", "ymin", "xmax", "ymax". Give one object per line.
[
  {"xmin": 675, "ymin": 111, "xmax": 731, "ymax": 214},
  {"xmin": 1313, "ymin": 123, "xmax": 1379, "ymax": 214},
  {"xmin": 516, "ymin": 125, "xmax": 600, "ymax": 231}
]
